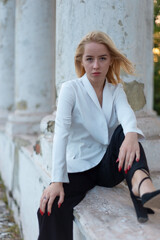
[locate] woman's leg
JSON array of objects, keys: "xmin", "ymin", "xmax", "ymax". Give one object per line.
[
  {"xmin": 126, "ymin": 144, "xmax": 160, "ymax": 211},
  {"xmin": 124, "ymin": 142, "xmax": 150, "ymax": 190},
  {"xmin": 97, "ymin": 125, "xmax": 150, "ymax": 188},
  {"xmin": 96, "ymin": 125, "xmax": 156, "ymax": 222},
  {"xmin": 37, "ymin": 166, "xmax": 98, "ymax": 240},
  {"xmin": 96, "ymin": 125, "xmax": 125, "ymax": 187}
]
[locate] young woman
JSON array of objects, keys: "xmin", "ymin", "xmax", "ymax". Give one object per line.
[{"xmin": 37, "ymin": 31, "xmax": 160, "ymax": 240}]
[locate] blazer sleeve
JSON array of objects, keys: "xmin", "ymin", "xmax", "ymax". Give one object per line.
[
  {"xmin": 51, "ymin": 82, "xmax": 75, "ymax": 183},
  {"xmin": 114, "ymin": 84, "xmax": 144, "ymax": 138}
]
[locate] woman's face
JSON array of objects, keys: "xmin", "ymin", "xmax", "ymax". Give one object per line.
[{"xmin": 82, "ymin": 42, "xmax": 111, "ymax": 85}]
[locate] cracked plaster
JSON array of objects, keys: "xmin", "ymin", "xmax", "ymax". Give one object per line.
[{"xmin": 123, "ymin": 81, "xmax": 146, "ymax": 111}]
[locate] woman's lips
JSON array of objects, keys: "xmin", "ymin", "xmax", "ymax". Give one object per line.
[{"xmin": 92, "ymin": 72, "xmax": 101, "ymax": 75}]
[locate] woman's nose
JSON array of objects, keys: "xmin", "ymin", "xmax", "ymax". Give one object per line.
[{"xmin": 93, "ymin": 59, "xmax": 99, "ymax": 69}]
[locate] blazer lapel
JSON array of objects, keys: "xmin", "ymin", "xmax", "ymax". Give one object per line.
[
  {"xmin": 81, "ymin": 74, "xmax": 102, "ymax": 110},
  {"xmin": 80, "ymin": 74, "xmax": 112, "ymax": 144},
  {"xmin": 81, "ymin": 74, "xmax": 113, "ymax": 124},
  {"xmin": 102, "ymin": 81, "xmax": 113, "ymax": 124}
]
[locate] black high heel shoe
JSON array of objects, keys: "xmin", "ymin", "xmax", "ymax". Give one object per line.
[
  {"xmin": 130, "ymin": 169, "xmax": 155, "ymax": 223},
  {"xmin": 130, "ymin": 191, "xmax": 154, "ymax": 223},
  {"xmin": 138, "ymin": 170, "xmax": 160, "ymax": 209}
]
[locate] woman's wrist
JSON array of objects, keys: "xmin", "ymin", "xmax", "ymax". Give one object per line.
[{"xmin": 125, "ymin": 132, "xmax": 138, "ymax": 139}]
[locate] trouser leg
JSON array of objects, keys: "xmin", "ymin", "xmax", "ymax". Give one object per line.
[
  {"xmin": 37, "ymin": 166, "xmax": 97, "ymax": 240},
  {"xmin": 125, "ymin": 143, "xmax": 149, "ymax": 190},
  {"xmin": 96, "ymin": 125, "xmax": 149, "ymax": 190},
  {"xmin": 96, "ymin": 125, "xmax": 125, "ymax": 187}
]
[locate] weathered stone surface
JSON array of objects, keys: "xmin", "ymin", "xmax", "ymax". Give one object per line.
[
  {"xmin": 0, "ymin": 178, "xmax": 22, "ymax": 240},
  {"xmin": 136, "ymin": 117, "xmax": 160, "ymax": 172},
  {"xmin": 123, "ymin": 81, "xmax": 146, "ymax": 111},
  {"xmin": 5, "ymin": 0, "xmax": 56, "ymax": 136},
  {"xmin": 0, "ymin": 0, "xmax": 15, "ymax": 124},
  {"xmin": 137, "ymin": 116, "xmax": 160, "ymax": 138},
  {"xmin": 15, "ymin": 0, "xmax": 56, "ymax": 114},
  {"xmin": 16, "ymin": 101, "xmax": 28, "ymax": 110},
  {"xmin": 141, "ymin": 138, "xmax": 160, "ymax": 172},
  {"xmin": 74, "ymin": 173, "xmax": 160, "ymax": 240},
  {"xmin": 40, "ymin": 113, "xmax": 56, "ymax": 135}
]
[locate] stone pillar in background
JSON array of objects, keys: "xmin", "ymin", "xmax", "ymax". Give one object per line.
[
  {"xmin": 6, "ymin": 0, "xmax": 56, "ymax": 135},
  {"xmin": 56, "ymin": 0, "xmax": 152, "ymax": 113},
  {"xmin": 0, "ymin": 0, "xmax": 15, "ymax": 125},
  {"xmin": 56, "ymin": 0, "xmax": 160, "ymax": 169}
]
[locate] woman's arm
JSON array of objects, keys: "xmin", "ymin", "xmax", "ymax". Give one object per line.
[
  {"xmin": 39, "ymin": 81, "xmax": 75, "ymax": 214},
  {"xmin": 114, "ymin": 84, "xmax": 144, "ymax": 137},
  {"xmin": 52, "ymin": 82, "xmax": 75, "ymax": 182},
  {"xmin": 114, "ymin": 84, "xmax": 142, "ymax": 172},
  {"xmin": 117, "ymin": 132, "xmax": 140, "ymax": 172}
]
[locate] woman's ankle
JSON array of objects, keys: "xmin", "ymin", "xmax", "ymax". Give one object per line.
[{"xmin": 131, "ymin": 169, "xmax": 156, "ymax": 197}]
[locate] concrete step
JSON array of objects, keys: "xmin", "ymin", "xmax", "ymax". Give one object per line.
[
  {"xmin": 137, "ymin": 116, "xmax": 160, "ymax": 171},
  {"xmin": 137, "ymin": 116, "xmax": 160, "ymax": 138},
  {"xmin": 141, "ymin": 137, "xmax": 160, "ymax": 172},
  {"xmin": 73, "ymin": 173, "xmax": 160, "ymax": 240}
]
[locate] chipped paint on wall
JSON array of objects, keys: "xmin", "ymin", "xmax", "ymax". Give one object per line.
[
  {"xmin": 123, "ymin": 80, "xmax": 146, "ymax": 111},
  {"xmin": 16, "ymin": 100, "xmax": 27, "ymax": 110}
]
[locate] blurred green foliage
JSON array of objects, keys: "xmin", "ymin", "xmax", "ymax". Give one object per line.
[{"xmin": 154, "ymin": 0, "xmax": 160, "ymax": 115}]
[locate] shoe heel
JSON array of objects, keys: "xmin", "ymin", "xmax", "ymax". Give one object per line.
[{"xmin": 131, "ymin": 193, "xmax": 148, "ymax": 223}]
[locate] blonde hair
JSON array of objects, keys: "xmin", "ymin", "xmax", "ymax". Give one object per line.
[{"xmin": 74, "ymin": 31, "xmax": 135, "ymax": 84}]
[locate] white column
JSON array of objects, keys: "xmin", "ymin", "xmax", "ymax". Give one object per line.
[
  {"xmin": 6, "ymin": 0, "xmax": 56, "ymax": 135},
  {"xmin": 0, "ymin": 0, "xmax": 15, "ymax": 124},
  {"xmin": 56, "ymin": 0, "xmax": 153, "ymax": 114}
]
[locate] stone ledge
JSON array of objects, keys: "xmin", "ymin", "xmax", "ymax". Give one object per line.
[
  {"xmin": 137, "ymin": 116, "xmax": 160, "ymax": 138},
  {"xmin": 73, "ymin": 173, "xmax": 160, "ymax": 240},
  {"xmin": 141, "ymin": 138, "xmax": 160, "ymax": 172}
]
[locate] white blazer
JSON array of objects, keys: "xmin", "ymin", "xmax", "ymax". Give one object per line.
[{"xmin": 51, "ymin": 74, "xmax": 144, "ymax": 183}]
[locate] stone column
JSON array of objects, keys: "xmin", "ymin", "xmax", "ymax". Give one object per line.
[
  {"xmin": 6, "ymin": 0, "xmax": 56, "ymax": 135},
  {"xmin": 0, "ymin": 0, "xmax": 15, "ymax": 125},
  {"xmin": 56, "ymin": 0, "xmax": 153, "ymax": 114}
]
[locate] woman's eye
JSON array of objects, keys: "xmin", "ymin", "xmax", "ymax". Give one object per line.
[
  {"xmin": 86, "ymin": 58, "xmax": 93, "ymax": 61},
  {"xmin": 100, "ymin": 57, "xmax": 106, "ymax": 61}
]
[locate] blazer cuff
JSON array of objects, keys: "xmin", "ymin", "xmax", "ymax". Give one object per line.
[{"xmin": 51, "ymin": 171, "xmax": 69, "ymax": 183}]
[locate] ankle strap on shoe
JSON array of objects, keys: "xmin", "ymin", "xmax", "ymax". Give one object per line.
[
  {"xmin": 140, "ymin": 169, "xmax": 150, "ymax": 177},
  {"xmin": 138, "ymin": 177, "xmax": 151, "ymax": 196}
]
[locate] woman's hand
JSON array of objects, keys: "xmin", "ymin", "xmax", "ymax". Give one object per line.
[
  {"xmin": 40, "ymin": 182, "xmax": 65, "ymax": 216},
  {"xmin": 117, "ymin": 132, "xmax": 140, "ymax": 173}
]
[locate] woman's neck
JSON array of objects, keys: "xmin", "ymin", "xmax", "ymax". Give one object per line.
[
  {"xmin": 90, "ymin": 80, "xmax": 105, "ymax": 107},
  {"xmin": 89, "ymin": 78, "xmax": 106, "ymax": 92}
]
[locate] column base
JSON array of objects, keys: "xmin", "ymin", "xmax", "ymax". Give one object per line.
[
  {"xmin": 5, "ymin": 111, "xmax": 51, "ymax": 136},
  {"xmin": 136, "ymin": 110, "xmax": 160, "ymax": 138},
  {"xmin": 0, "ymin": 109, "xmax": 9, "ymax": 123},
  {"xmin": 136, "ymin": 111, "xmax": 160, "ymax": 172},
  {"xmin": 37, "ymin": 113, "xmax": 56, "ymax": 172},
  {"xmin": 0, "ymin": 109, "xmax": 10, "ymax": 132}
]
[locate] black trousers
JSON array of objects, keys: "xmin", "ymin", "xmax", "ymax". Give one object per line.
[{"xmin": 37, "ymin": 125, "xmax": 149, "ymax": 240}]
